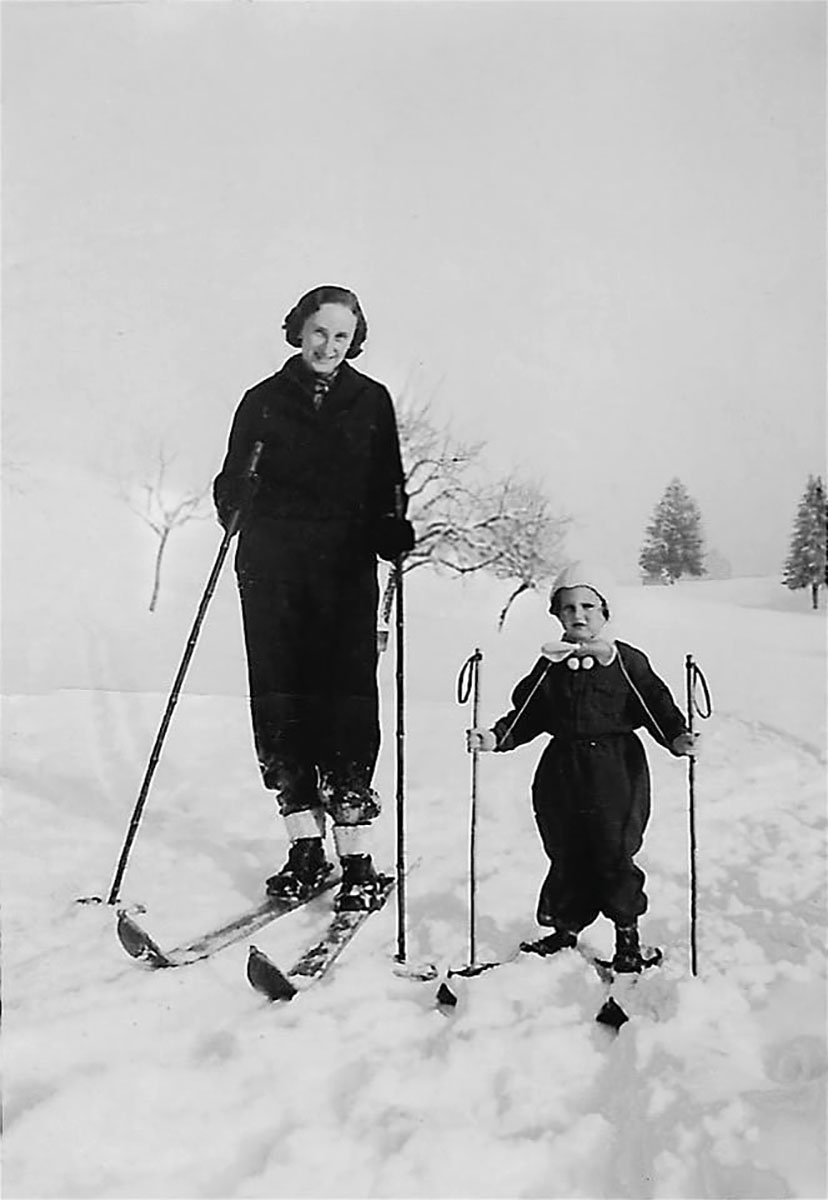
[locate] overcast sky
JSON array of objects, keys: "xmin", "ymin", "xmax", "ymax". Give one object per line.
[{"xmin": 4, "ymin": 0, "xmax": 825, "ymax": 578}]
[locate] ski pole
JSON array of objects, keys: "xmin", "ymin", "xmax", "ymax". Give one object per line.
[
  {"xmin": 457, "ymin": 648, "xmax": 483, "ymax": 967},
  {"xmin": 436, "ymin": 651, "xmax": 550, "ymax": 1003},
  {"xmin": 105, "ymin": 442, "xmax": 263, "ymax": 906},
  {"xmin": 393, "ymin": 484, "xmax": 408, "ymax": 962},
  {"xmin": 684, "ymin": 653, "xmax": 712, "ymax": 977}
]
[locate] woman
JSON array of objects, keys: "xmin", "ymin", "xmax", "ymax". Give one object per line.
[{"xmin": 213, "ymin": 285, "xmax": 414, "ymax": 912}]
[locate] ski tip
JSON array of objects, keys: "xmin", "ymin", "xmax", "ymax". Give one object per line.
[
  {"xmin": 436, "ymin": 981, "xmax": 459, "ymax": 1008},
  {"xmin": 247, "ymin": 945, "xmax": 298, "ymax": 1002},
  {"xmin": 596, "ymin": 996, "xmax": 629, "ymax": 1030},
  {"xmin": 115, "ymin": 910, "xmax": 172, "ymax": 967}
]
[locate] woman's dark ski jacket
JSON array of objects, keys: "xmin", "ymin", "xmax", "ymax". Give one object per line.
[{"xmin": 213, "ymin": 355, "xmax": 407, "ymax": 567}]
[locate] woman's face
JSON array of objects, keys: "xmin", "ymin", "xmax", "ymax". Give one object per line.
[
  {"xmin": 556, "ymin": 586, "xmax": 608, "ymax": 641},
  {"xmin": 300, "ymin": 303, "xmax": 357, "ymax": 374}
]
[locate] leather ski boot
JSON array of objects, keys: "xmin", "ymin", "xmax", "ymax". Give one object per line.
[
  {"xmin": 265, "ymin": 837, "xmax": 333, "ymax": 901},
  {"xmin": 334, "ymin": 854, "xmax": 386, "ymax": 913},
  {"xmin": 612, "ymin": 922, "xmax": 656, "ymax": 973},
  {"xmin": 520, "ymin": 928, "xmax": 578, "ymax": 957}
]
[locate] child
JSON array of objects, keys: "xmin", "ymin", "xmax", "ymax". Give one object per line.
[{"xmin": 466, "ymin": 562, "xmax": 698, "ymax": 972}]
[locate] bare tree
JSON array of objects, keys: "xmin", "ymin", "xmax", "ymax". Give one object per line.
[
  {"xmin": 393, "ymin": 394, "xmax": 570, "ymax": 626},
  {"xmin": 123, "ymin": 446, "xmax": 211, "ymax": 612},
  {"xmin": 482, "ymin": 477, "xmax": 570, "ymax": 628},
  {"xmin": 398, "ymin": 397, "xmax": 489, "ymax": 573}
]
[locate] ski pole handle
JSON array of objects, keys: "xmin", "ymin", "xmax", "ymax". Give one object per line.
[
  {"xmin": 224, "ymin": 440, "xmax": 264, "ymax": 538},
  {"xmin": 394, "ymin": 484, "xmax": 405, "ymax": 522}
]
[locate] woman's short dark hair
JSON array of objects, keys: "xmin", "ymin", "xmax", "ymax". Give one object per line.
[{"xmin": 282, "ymin": 285, "xmax": 368, "ymax": 358}]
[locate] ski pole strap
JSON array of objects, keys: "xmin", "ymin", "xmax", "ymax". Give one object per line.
[
  {"xmin": 686, "ymin": 656, "xmax": 713, "ymax": 723},
  {"xmin": 457, "ymin": 649, "xmax": 483, "ymax": 705},
  {"xmin": 224, "ymin": 440, "xmax": 264, "ymax": 537}
]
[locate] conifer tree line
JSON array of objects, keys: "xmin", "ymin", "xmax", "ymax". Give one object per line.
[
  {"xmin": 782, "ymin": 474, "xmax": 826, "ymax": 610},
  {"xmin": 636, "ymin": 472, "xmax": 827, "ymax": 607}
]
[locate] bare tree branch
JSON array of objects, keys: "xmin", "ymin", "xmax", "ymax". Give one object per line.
[
  {"xmin": 122, "ymin": 445, "xmax": 211, "ymax": 612},
  {"xmin": 395, "ymin": 391, "xmax": 571, "ymax": 624}
]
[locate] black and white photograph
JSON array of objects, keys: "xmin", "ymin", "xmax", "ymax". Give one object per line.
[{"xmin": 2, "ymin": 2, "xmax": 826, "ymax": 1197}]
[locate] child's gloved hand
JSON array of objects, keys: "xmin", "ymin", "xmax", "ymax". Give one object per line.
[
  {"xmin": 466, "ymin": 728, "xmax": 497, "ymax": 753},
  {"xmin": 672, "ymin": 732, "xmax": 701, "ymax": 757}
]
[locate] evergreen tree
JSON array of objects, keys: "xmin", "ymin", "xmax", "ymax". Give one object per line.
[
  {"xmin": 782, "ymin": 475, "xmax": 827, "ymax": 610},
  {"xmin": 639, "ymin": 478, "xmax": 705, "ymax": 583}
]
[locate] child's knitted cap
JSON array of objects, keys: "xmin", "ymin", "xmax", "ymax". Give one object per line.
[{"xmin": 548, "ymin": 561, "xmax": 615, "ymax": 620}]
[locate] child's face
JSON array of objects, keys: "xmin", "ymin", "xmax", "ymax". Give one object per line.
[{"xmin": 556, "ymin": 586, "xmax": 608, "ymax": 641}]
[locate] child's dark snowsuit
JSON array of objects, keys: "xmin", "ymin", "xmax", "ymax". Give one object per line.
[{"xmin": 492, "ymin": 644, "xmax": 687, "ymax": 932}]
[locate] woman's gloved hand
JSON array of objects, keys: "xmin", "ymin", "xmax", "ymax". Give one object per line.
[
  {"xmin": 375, "ymin": 515, "xmax": 416, "ymax": 561},
  {"xmin": 215, "ymin": 472, "xmax": 260, "ymax": 533}
]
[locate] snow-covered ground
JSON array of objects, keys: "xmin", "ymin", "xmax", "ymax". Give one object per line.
[{"xmin": 2, "ymin": 564, "xmax": 826, "ymax": 1199}]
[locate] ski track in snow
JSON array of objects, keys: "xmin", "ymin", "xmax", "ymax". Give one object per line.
[{"xmin": 2, "ymin": 577, "xmax": 826, "ymax": 1199}]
